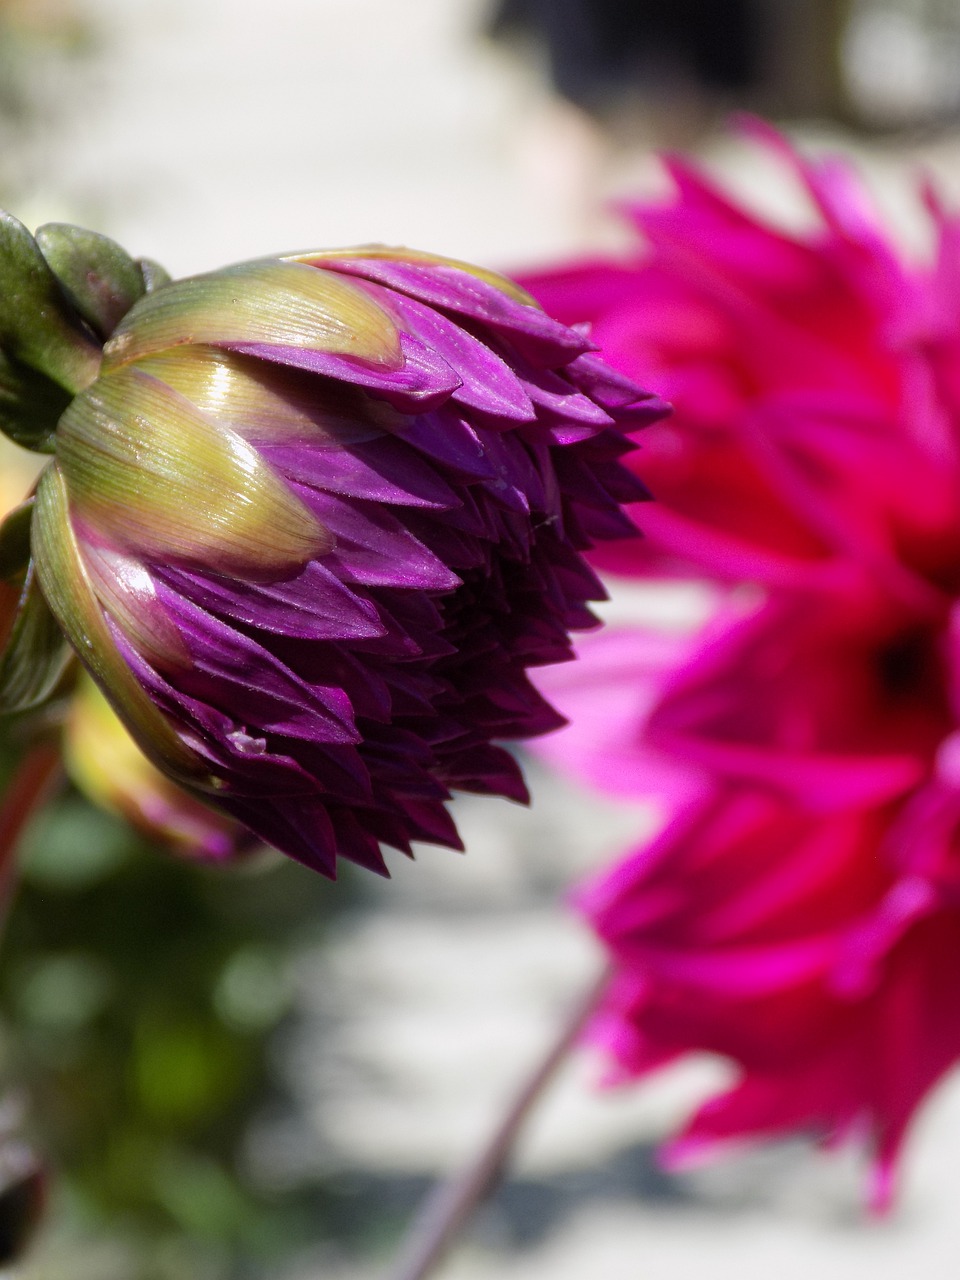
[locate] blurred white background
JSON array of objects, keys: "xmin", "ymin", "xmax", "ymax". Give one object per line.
[{"xmin": 11, "ymin": 1, "xmax": 960, "ymax": 1277}]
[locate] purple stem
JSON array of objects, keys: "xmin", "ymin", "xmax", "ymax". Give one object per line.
[
  {"xmin": 382, "ymin": 963, "xmax": 611, "ymax": 1280},
  {"xmin": 0, "ymin": 742, "xmax": 61, "ymax": 916}
]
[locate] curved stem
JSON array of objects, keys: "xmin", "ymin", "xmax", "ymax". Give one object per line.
[
  {"xmin": 382, "ymin": 963, "xmax": 611, "ymax": 1280},
  {"xmin": 0, "ymin": 741, "xmax": 61, "ymax": 916}
]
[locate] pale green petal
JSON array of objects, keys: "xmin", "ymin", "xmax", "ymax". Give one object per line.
[
  {"xmin": 101, "ymin": 259, "xmax": 401, "ymax": 371},
  {"xmin": 32, "ymin": 465, "xmax": 213, "ymax": 786},
  {"xmin": 57, "ymin": 365, "xmax": 332, "ymax": 577},
  {"xmin": 135, "ymin": 346, "xmax": 398, "ymax": 446}
]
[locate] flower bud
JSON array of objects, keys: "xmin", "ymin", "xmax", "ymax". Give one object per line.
[
  {"xmin": 64, "ymin": 674, "xmax": 246, "ymax": 861},
  {"xmin": 3, "ymin": 221, "xmax": 666, "ymax": 877}
]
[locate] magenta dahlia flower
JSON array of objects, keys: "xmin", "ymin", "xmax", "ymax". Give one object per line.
[
  {"xmin": 519, "ymin": 118, "xmax": 941, "ymax": 591},
  {"xmin": 525, "ymin": 124, "xmax": 960, "ymax": 1203},
  {"xmin": 0, "ymin": 215, "xmax": 663, "ymax": 876},
  {"xmin": 540, "ymin": 594, "xmax": 960, "ymax": 1207}
]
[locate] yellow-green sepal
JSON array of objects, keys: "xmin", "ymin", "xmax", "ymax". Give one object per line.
[
  {"xmin": 57, "ymin": 365, "xmax": 332, "ymax": 577},
  {"xmin": 101, "ymin": 259, "xmax": 402, "ymax": 370},
  {"xmin": 31, "ymin": 465, "xmax": 214, "ymax": 786},
  {"xmin": 135, "ymin": 347, "xmax": 383, "ymax": 446}
]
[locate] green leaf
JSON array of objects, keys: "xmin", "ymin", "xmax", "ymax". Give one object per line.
[
  {"xmin": 0, "ymin": 560, "xmax": 73, "ymax": 714},
  {"xmin": 36, "ymin": 223, "xmax": 146, "ymax": 341},
  {"xmin": 0, "ymin": 496, "xmax": 34, "ymax": 580},
  {"xmin": 0, "ymin": 349, "xmax": 72, "ymax": 452}
]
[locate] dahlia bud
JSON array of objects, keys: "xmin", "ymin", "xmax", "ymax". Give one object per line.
[
  {"xmin": 64, "ymin": 674, "xmax": 246, "ymax": 861},
  {"xmin": 0, "ymin": 216, "xmax": 665, "ymax": 877}
]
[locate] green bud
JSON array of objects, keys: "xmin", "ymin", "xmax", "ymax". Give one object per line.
[
  {"xmin": 0, "ymin": 212, "xmax": 101, "ymax": 396},
  {"xmin": 35, "ymin": 223, "xmax": 146, "ymax": 341},
  {"xmin": 137, "ymin": 257, "xmax": 172, "ymax": 294},
  {"xmin": 0, "ymin": 351, "xmax": 71, "ymax": 452}
]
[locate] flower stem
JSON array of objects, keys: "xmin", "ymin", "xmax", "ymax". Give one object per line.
[
  {"xmin": 0, "ymin": 741, "xmax": 61, "ymax": 916},
  {"xmin": 382, "ymin": 963, "xmax": 611, "ymax": 1280}
]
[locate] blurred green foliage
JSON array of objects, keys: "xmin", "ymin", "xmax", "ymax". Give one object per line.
[{"xmin": 0, "ymin": 779, "xmax": 365, "ymax": 1279}]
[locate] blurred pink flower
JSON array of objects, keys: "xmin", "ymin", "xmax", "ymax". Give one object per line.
[
  {"xmin": 524, "ymin": 124, "xmax": 960, "ymax": 1204},
  {"xmin": 520, "ymin": 119, "xmax": 960, "ymax": 597},
  {"xmin": 578, "ymin": 776, "xmax": 960, "ymax": 1214},
  {"xmin": 541, "ymin": 595, "xmax": 960, "ymax": 1207}
]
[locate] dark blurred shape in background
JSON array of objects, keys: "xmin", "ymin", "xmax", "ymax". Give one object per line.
[
  {"xmin": 0, "ymin": 1122, "xmax": 45, "ymax": 1266},
  {"xmin": 487, "ymin": 0, "xmax": 960, "ymax": 132},
  {"xmin": 488, "ymin": 0, "xmax": 762, "ymax": 111}
]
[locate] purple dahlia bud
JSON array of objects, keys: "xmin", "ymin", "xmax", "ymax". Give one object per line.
[{"xmin": 1, "ymin": 220, "xmax": 666, "ymax": 877}]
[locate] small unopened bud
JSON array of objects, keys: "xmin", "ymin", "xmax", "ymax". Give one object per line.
[{"xmin": 64, "ymin": 675, "xmax": 246, "ymax": 861}]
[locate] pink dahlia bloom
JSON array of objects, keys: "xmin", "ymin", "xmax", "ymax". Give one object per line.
[
  {"xmin": 0, "ymin": 216, "xmax": 664, "ymax": 877},
  {"xmin": 541, "ymin": 594, "xmax": 960, "ymax": 1207},
  {"xmin": 524, "ymin": 125, "xmax": 960, "ymax": 1203},
  {"xmin": 579, "ymin": 778, "xmax": 960, "ymax": 1213},
  {"xmin": 519, "ymin": 119, "xmax": 956, "ymax": 595}
]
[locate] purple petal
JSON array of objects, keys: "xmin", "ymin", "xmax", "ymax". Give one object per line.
[
  {"xmin": 228, "ymin": 333, "xmax": 461, "ymax": 412},
  {"xmin": 222, "ymin": 794, "xmax": 342, "ymax": 876},
  {"xmin": 293, "ymin": 486, "xmax": 462, "ymax": 590},
  {"xmin": 260, "ymin": 433, "xmax": 462, "ymax": 509},
  {"xmin": 394, "ymin": 409, "xmax": 496, "ymax": 481},
  {"xmin": 314, "ymin": 256, "xmax": 595, "ymax": 366},
  {"xmin": 154, "ymin": 560, "xmax": 386, "ymax": 642},
  {"xmin": 566, "ymin": 350, "xmax": 668, "ymax": 413},
  {"xmin": 383, "ymin": 291, "xmax": 536, "ymax": 422},
  {"xmin": 149, "ymin": 583, "xmax": 361, "ymax": 744}
]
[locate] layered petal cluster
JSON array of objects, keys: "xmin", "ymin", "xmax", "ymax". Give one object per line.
[
  {"xmin": 3, "ymin": 222, "xmax": 661, "ymax": 877},
  {"xmin": 523, "ymin": 125, "xmax": 960, "ymax": 1202}
]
